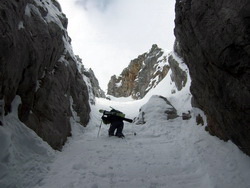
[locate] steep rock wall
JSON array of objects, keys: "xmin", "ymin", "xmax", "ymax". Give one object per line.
[
  {"xmin": 175, "ymin": 0, "xmax": 250, "ymax": 155},
  {"xmin": 168, "ymin": 51, "xmax": 188, "ymax": 92},
  {"xmin": 76, "ymin": 56, "xmax": 105, "ymax": 103},
  {"xmin": 0, "ymin": 0, "xmax": 91, "ymax": 150}
]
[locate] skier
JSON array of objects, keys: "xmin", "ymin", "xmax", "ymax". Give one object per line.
[{"xmin": 100, "ymin": 109, "xmax": 133, "ymax": 138}]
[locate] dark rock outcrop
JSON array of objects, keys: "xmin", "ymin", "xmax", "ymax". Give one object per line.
[
  {"xmin": 196, "ymin": 114, "xmax": 204, "ymax": 126},
  {"xmin": 0, "ymin": 0, "xmax": 91, "ymax": 150},
  {"xmin": 107, "ymin": 44, "xmax": 169, "ymax": 99},
  {"xmin": 168, "ymin": 52, "xmax": 187, "ymax": 91},
  {"xmin": 0, "ymin": 99, "xmax": 3, "ymax": 126},
  {"xmin": 175, "ymin": 0, "xmax": 250, "ymax": 155},
  {"xmin": 81, "ymin": 68, "xmax": 105, "ymax": 105},
  {"xmin": 84, "ymin": 68, "xmax": 105, "ymax": 98},
  {"xmin": 76, "ymin": 56, "xmax": 105, "ymax": 105}
]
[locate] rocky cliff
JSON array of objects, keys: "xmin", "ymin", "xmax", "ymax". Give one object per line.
[
  {"xmin": 175, "ymin": 0, "xmax": 250, "ymax": 155},
  {"xmin": 168, "ymin": 46, "xmax": 188, "ymax": 92},
  {"xmin": 107, "ymin": 44, "xmax": 170, "ymax": 99},
  {"xmin": 0, "ymin": 0, "xmax": 95, "ymax": 150},
  {"xmin": 76, "ymin": 56, "xmax": 105, "ymax": 105}
]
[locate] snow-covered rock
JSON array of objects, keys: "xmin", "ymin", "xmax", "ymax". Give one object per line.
[
  {"xmin": 135, "ymin": 95, "xmax": 178, "ymax": 125},
  {"xmin": 107, "ymin": 44, "xmax": 170, "ymax": 99},
  {"xmin": 168, "ymin": 50, "xmax": 188, "ymax": 91},
  {"xmin": 0, "ymin": 0, "xmax": 92, "ymax": 150},
  {"xmin": 0, "ymin": 97, "xmax": 55, "ymax": 188},
  {"xmin": 75, "ymin": 56, "xmax": 106, "ymax": 105}
]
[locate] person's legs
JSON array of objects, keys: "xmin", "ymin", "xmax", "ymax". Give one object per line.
[
  {"xmin": 115, "ymin": 123, "xmax": 124, "ymax": 137},
  {"xmin": 109, "ymin": 124, "xmax": 116, "ymax": 136}
]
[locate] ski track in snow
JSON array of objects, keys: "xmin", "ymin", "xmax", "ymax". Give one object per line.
[{"xmin": 34, "ymin": 97, "xmax": 250, "ymax": 188}]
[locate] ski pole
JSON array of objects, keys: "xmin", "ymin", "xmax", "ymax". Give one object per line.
[{"xmin": 97, "ymin": 120, "xmax": 103, "ymax": 137}]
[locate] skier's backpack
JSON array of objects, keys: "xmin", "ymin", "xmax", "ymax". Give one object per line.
[
  {"xmin": 100, "ymin": 108, "xmax": 125, "ymax": 124},
  {"xmin": 101, "ymin": 116, "xmax": 111, "ymax": 125},
  {"xmin": 99, "ymin": 109, "xmax": 125, "ymax": 118},
  {"xmin": 110, "ymin": 109, "xmax": 125, "ymax": 118}
]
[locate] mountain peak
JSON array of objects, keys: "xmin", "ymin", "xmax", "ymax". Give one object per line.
[{"xmin": 107, "ymin": 45, "xmax": 169, "ymax": 99}]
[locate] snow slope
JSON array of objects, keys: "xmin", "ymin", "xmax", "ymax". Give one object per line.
[
  {"xmin": 34, "ymin": 59, "xmax": 250, "ymax": 188},
  {"xmin": 1, "ymin": 54, "xmax": 250, "ymax": 188},
  {"xmin": 33, "ymin": 98, "xmax": 250, "ymax": 188}
]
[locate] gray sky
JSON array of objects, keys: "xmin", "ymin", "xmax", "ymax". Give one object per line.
[{"xmin": 58, "ymin": 0, "xmax": 176, "ymax": 91}]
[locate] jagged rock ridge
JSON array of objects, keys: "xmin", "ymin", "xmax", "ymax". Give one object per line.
[
  {"xmin": 175, "ymin": 0, "xmax": 250, "ymax": 155},
  {"xmin": 76, "ymin": 56, "xmax": 105, "ymax": 105},
  {"xmin": 0, "ymin": 0, "xmax": 101, "ymax": 150},
  {"xmin": 107, "ymin": 44, "xmax": 170, "ymax": 99}
]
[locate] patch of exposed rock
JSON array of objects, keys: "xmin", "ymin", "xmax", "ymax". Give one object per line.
[
  {"xmin": 76, "ymin": 56, "xmax": 105, "ymax": 104},
  {"xmin": 168, "ymin": 47, "xmax": 188, "ymax": 92},
  {"xmin": 175, "ymin": 0, "xmax": 250, "ymax": 155},
  {"xmin": 0, "ymin": 0, "xmax": 91, "ymax": 150},
  {"xmin": 107, "ymin": 44, "xmax": 170, "ymax": 99}
]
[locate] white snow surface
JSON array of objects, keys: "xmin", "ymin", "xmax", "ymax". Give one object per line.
[
  {"xmin": 1, "ymin": 50, "xmax": 250, "ymax": 187},
  {"xmin": 35, "ymin": 82, "xmax": 250, "ymax": 188}
]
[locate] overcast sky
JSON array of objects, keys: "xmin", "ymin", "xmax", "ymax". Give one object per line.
[{"xmin": 58, "ymin": 0, "xmax": 176, "ymax": 91}]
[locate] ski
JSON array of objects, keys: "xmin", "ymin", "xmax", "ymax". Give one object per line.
[{"xmin": 99, "ymin": 109, "xmax": 133, "ymax": 123}]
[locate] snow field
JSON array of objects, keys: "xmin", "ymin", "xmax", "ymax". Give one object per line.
[{"xmin": 35, "ymin": 94, "xmax": 250, "ymax": 188}]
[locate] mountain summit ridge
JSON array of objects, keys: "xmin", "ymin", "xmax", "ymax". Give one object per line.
[{"xmin": 107, "ymin": 44, "xmax": 170, "ymax": 99}]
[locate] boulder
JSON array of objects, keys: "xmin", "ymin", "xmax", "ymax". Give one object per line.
[{"xmin": 135, "ymin": 95, "xmax": 178, "ymax": 125}]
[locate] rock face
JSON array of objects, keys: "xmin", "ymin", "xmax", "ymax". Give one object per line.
[
  {"xmin": 76, "ymin": 56, "xmax": 105, "ymax": 105},
  {"xmin": 107, "ymin": 44, "xmax": 169, "ymax": 99},
  {"xmin": 0, "ymin": 0, "xmax": 91, "ymax": 150},
  {"xmin": 175, "ymin": 0, "xmax": 250, "ymax": 155},
  {"xmin": 168, "ymin": 50, "xmax": 188, "ymax": 92}
]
